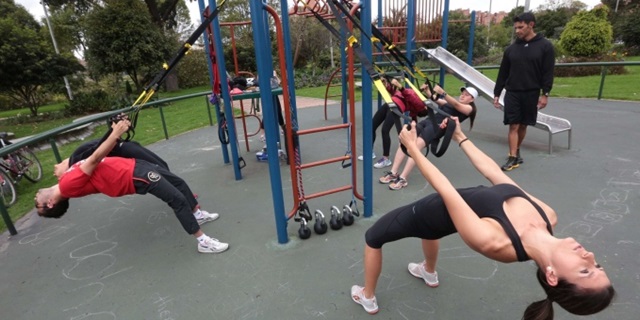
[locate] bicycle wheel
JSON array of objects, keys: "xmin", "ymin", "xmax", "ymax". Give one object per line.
[
  {"xmin": 0, "ymin": 169, "xmax": 16, "ymax": 207},
  {"xmin": 16, "ymin": 148, "xmax": 43, "ymax": 183}
]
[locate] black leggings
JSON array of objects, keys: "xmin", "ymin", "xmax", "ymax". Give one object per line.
[
  {"xmin": 259, "ymin": 96, "xmax": 285, "ymax": 129},
  {"xmin": 365, "ymin": 193, "xmax": 457, "ymax": 248},
  {"xmin": 70, "ymin": 140, "xmax": 169, "ymax": 170},
  {"xmin": 132, "ymin": 160, "xmax": 200, "ymax": 235},
  {"xmin": 372, "ymin": 104, "xmax": 402, "ymax": 157}
]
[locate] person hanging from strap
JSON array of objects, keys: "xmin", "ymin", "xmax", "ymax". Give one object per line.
[
  {"xmin": 321, "ymin": 0, "xmax": 460, "ymax": 162},
  {"xmin": 382, "ymin": 83, "xmax": 478, "ymax": 190},
  {"xmin": 361, "ymin": 77, "xmax": 429, "ymax": 169},
  {"xmin": 36, "ymin": 119, "xmax": 230, "ymax": 254}
]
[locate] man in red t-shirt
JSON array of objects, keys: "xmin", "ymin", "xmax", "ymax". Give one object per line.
[{"xmin": 35, "ymin": 120, "xmax": 229, "ymax": 254}]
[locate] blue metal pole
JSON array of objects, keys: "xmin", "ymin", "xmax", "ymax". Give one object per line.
[
  {"xmin": 198, "ymin": 0, "xmax": 229, "ymax": 164},
  {"xmin": 406, "ymin": 0, "xmax": 416, "ymax": 79},
  {"xmin": 376, "ymin": 0, "xmax": 382, "ymax": 111},
  {"xmin": 361, "ymin": 1, "xmax": 373, "ymax": 218},
  {"xmin": 250, "ymin": 0, "xmax": 288, "ymax": 244},
  {"xmin": 440, "ymin": 0, "xmax": 450, "ymax": 87},
  {"xmin": 467, "ymin": 11, "xmax": 476, "ymax": 66},
  {"xmin": 209, "ymin": 0, "xmax": 242, "ymax": 180}
]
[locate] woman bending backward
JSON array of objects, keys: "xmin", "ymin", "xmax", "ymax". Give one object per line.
[{"xmin": 350, "ymin": 118, "xmax": 615, "ymax": 319}]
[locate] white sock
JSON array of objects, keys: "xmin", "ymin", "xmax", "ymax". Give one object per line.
[
  {"xmin": 193, "ymin": 209, "xmax": 203, "ymax": 219},
  {"xmin": 197, "ymin": 234, "xmax": 210, "ymax": 244}
]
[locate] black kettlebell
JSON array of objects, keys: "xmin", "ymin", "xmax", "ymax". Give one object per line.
[
  {"xmin": 329, "ymin": 206, "xmax": 343, "ymax": 230},
  {"xmin": 298, "ymin": 218, "xmax": 311, "ymax": 239},
  {"xmin": 342, "ymin": 205, "xmax": 355, "ymax": 226},
  {"xmin": 313, "ymin": 210, "xmax": 328, "ymax": 235}
]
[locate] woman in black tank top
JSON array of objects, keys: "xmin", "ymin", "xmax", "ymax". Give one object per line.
[{"xmin": 351, "ymin": 118, "xmax": 615, "ymax": 319}]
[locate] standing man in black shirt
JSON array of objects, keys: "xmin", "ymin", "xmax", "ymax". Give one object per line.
[{"xmin": 493, "ymin": 11, "xmax": 555, "ymax": 171}]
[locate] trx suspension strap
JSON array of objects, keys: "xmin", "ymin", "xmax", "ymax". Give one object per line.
[
  {"xmin": 323, "ymin": 1, "xmax": 409, "ymax": 122},
  {"xmin": 121, "ymin": 0, "xmax": 228, "ymax": 141},
  {"xmin": 329, "ymin": 0, "xmax": 455, "ymax": 157}
]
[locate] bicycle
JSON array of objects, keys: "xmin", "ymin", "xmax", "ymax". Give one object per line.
[{"xmin": 0, "ymin": 132, "xmax": 43, "ymax": 207}]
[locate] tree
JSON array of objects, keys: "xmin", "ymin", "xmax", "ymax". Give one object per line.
[
  {"xmin": 0, "ymin": 0, "xmax": 82, "ymax": 116},
  {"xmin": 288, "ymin": 14, "xmax": 337, "ymax": 70},
  {"xmin": 536, "ymin": 5, "xmax": 583, "ymax": 39},
  {"xmin": 535, "ymin": 0, "xmax": 588, "ymax": 11},
  {"xmin": 559, "ymin": 6, "xmax": 612, "ymax": 57},
  {"xmin": 445, "ymin": 11, "xmax": 489, "ymax": 62},
  {"xmin": 602, "ymin": 0, "xmax": 640, "ymax": 51},
  {"xmin": 84, "ymin": 0, "xmax": 172, "ymax": 91},
  {"xmin": 173, "ymin": 0, "xmax": 194, "ymax": 42},
  {"xmin": 501, "ymin": 6, "xmax": 525, "ymax": 28},
  {"xmin": 46, "ymin": 0, "xmax": 184, "ymax": 31}
]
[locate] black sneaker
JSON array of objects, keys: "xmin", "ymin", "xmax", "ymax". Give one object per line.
[
  {"xmin": 516, "ymin": 149, "xmax": 524, "ymax": 164},
  {"xmin": 501, "ymin": 156, "xmax": 520, "ymax": 171}
]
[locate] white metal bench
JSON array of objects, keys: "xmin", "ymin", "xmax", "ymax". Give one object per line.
[{"xmin": 534, "ymin": 113, "xmax": 572, "ymax": 154}]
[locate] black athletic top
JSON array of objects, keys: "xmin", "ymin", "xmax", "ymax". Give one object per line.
[
  {"xmin": 494, "ymin": 33, "xmax": 555, "ymax": 96},
  {"xmin": 365, "ymin": 184, "xmax": 554, "ymax": 257},
  {"xmin": 458, "ymin": 184, "xmax": 553, "ymax": 261}
]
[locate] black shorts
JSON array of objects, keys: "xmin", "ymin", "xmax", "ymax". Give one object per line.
[
  {"xmin": 364, "ymin": 193, "xmax": 457, "ymax": 249},
  {"xmin": 416, "ymin": 119, "xmax": 443, "ymax": 144},
  {"xmin": 503, "ymin": 90, "xmax": 539, "ymax": 126}
]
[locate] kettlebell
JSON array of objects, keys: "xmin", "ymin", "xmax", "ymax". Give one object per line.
[
  {"xmin": 298, "ymin": 218, "xmax": 311, "ymax": 239},
  {"xmin": 313, "ymin": 210, "xmax": 328, "ymax": 235},
  {"xmin": 329, "ymin": 206, "xmax": 343, "ymax": 230},
  {"xmin": 342, "ymin": 205, "xmax": 355, "ymax": 226}
]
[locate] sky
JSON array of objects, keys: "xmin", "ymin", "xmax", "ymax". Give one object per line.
[{"xmin": 20, "ymin": 0, "xmax": 604, "ymax": 27}]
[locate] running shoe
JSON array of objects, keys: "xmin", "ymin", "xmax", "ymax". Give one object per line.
[
  {"xmin": 357, "ymin": 152, "xmax": 376, "ymax": 161},
  {"xmin": 350, "ymin": 285, "xmax": 379, "ymax": 314},
  {"xmin": 373, "ymin": 157, "xmax": 392, "ymax": 169},
  {"xmin": 501, "ymin": 156, "xmax": 519, "ymax": 171},
  {"xmin": 197, "ymin": 237, "xmax": 229, "ymax": 253},
  {"xmin": 379, "ymin": 171, "xmax": 398, "ymax": 184},
  {"xmin": 408, "ymin": 261, "xmax": 439, "ymax": 287},
  {"xmin": 389, "ymin": 177, "xmax": 408, "ymax": 190},
  {"xmin": 195, "ymin": 210, "xmax": 219, "ymax": 226}
]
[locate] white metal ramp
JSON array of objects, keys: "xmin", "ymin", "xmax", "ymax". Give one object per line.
[{"xmin": 422, "ymin": 46, "xmax": 571, "ymax": 154}]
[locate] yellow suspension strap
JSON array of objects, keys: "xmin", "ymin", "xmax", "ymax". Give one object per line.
[
  {"xmin": 330, "ymin": 0, "xmax": 456, "ymax": 158},
  {"xmin": 323, "ymin": 0, "xmax": 411, "ymax": 123},
  {"xmin": 122, "ymin": 0, "xmax": 228, "ymax": 141}
]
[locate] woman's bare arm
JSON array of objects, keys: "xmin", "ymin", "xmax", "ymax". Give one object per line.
[
  {"xmin": 442, "ymin": 118, "xmax": 516, "ymax": 186},
  {"xmin": 400, "ymin": 122, "xmax": 497, "ymax": 251},
  {"xmin": 432, "ymin": 85, "xmax": 473, "ymax": 115}
]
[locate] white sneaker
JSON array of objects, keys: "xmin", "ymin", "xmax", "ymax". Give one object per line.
[
  {"xmin": 373, "ymin": 157, "xmax": 392, "ymax": 169},
  {"xmin": 351, "ymin": 285, "xmax": 379, "ymax": 314},
  {"xmin": 195, "ymin": 210, "xmax": 219, "ymax": 225},
  {"xmin": 197, "ymin": 237, "xmax": 229, "ymax": 253},
  {"xmin": 357, "ymin": 152, "xmax": 376, "ymax": 161},
  {"xmin": 408, "ymin": 261, "xmax": 439, "ymax": 287}
]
